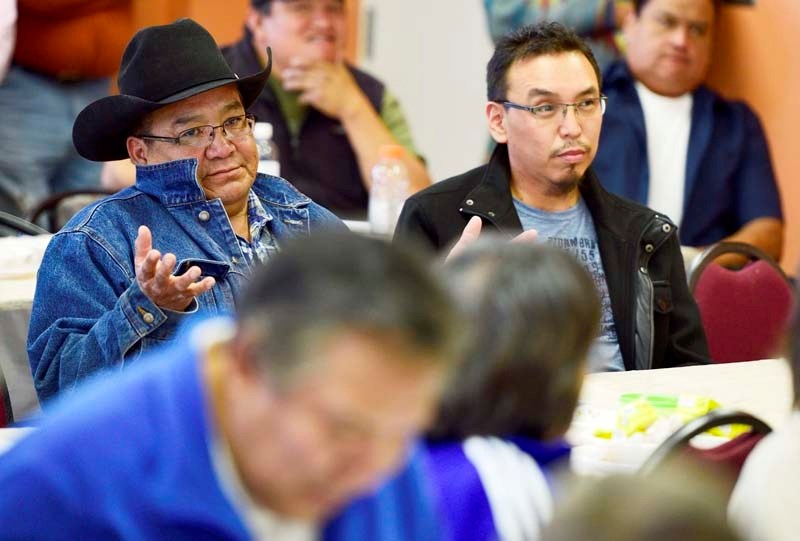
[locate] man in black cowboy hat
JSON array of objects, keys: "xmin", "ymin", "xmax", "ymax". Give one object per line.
[{"xmin": 27, "ymin": 18, "xmax": 345, "ymax": 404}]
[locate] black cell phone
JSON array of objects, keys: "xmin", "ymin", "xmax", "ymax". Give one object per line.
[
  {"xmin": 172, "ymin": 258, "xmax": 231, "ymax": 279},
  {"xmin": 173, "ymin": 259, "xmax": 196, "ymax": 276}
]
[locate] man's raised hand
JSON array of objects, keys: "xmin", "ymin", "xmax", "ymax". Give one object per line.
[{"xmin": 134, "ymin": 225, "xmax": 216, "ymax": 311}]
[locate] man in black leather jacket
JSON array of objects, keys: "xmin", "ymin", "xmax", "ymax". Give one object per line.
[{"xmin": 396, "ymin": 22, "xmax": 708, "ymax": 371}]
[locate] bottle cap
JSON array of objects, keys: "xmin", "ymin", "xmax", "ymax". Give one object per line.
[
  {"xmin": 253, "ymin": 121, "xmax": 273, "ymax": 140},
  {"xmin": 378, "ymin": 144, "xmax": 405, "ymax": 160}
]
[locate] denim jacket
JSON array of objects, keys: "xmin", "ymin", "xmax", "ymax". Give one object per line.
[{"xmin": 27, "ymin": 158, "xmax": 344, "ymax": 404}]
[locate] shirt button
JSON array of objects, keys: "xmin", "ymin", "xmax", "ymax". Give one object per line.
[
  {"xmin": 231, "ymin": 256, "xmax": 239, "ymax": 265},
  {"xmin": 662, "ymin": 223, "xmax": 672, "ymax": 233},
  {"xmin": 142, "ymin": 312, "xmax": 155, "ymax": 324},
  {"xmin": 488, "ymin": 211, "xmax": 496, "ymax": 218},
  {"xmin": 198, "ymin": 210, "xmax": 210, "ymax": 222},
  {"xmin": 465, "ymin": 199, "xmax": 474, "ymax": 206},
  {"xmin": 644, "ymin": 243, "xmax": 655, "ymax": 253},
  {"xmin": 640, "ymin": 266, "xmax": 648, "ymax": 274}
]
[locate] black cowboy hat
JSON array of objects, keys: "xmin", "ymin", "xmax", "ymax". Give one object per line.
[{"xmin": 73, "ymin": 18, "xmax": 271, "ymax": 162}]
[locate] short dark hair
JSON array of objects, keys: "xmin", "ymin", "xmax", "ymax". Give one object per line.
[
  {"xmin": 237, "ymin": 232, "xmax": 461, "ymax": 383},
  {"xmin": 428, "ymin": 240, "xmax": 601, "ymax": 441},
  {"xmin": 251, "ymin": 0, "xmax": 272, "ymax": 14},
  {"xmin": 131, "ymin": 115, "xmax": 153, "ymax": 143},
  {"xmin": 251, "ymin": 0, "xmax": 345, "ymax": 15},
  {"xmin": 633, "ymin": 0, "xmax": 719, "ymax": 15},
  {"xmin": 487, "ymin": 22, "xmax": 602, "ymax": 102}
]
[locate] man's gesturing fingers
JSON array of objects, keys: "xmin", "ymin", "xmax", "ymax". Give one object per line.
[{"xmin": 445, "ymin": 216, "xmax": 483, "ymax": 262}]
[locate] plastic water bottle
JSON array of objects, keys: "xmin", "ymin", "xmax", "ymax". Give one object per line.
[
  {"xmin": 368, "ymin": 144, "xmax": 409, "ymax": 236},
  {"xmin": 253, "ymin": 121, "xmax": 280, "ymax": 177}
]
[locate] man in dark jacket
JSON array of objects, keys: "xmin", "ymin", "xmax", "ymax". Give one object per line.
[
  {"xmin": 396, "ymin": 22, "xmax": 709, "ymax": 371},
  {"xmin": 222, "ymin": 0, "xmax": 430, "ymax": 219}
]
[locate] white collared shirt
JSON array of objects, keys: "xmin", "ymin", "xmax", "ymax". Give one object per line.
[{"xmin": 636, "ymin": 81, "xmax": 693, "ymax": 227}]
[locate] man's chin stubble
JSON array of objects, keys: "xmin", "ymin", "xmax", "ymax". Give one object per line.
[{"xmin": 548, "ymin": 170, "xmax": 582, "ymax": 196}]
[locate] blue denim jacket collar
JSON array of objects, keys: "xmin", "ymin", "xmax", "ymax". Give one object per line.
[
  {"xmin": 134, "ymin": 158, "xmax": 312, "ymax": 209},
  {"xmin": 28, "ymin": 155, "xmax": 345, "ymax": 403}
]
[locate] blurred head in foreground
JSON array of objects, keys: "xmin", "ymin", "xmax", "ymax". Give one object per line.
[
  {"xmin": 216, "ymin": 232, "xmax": 461, "ymax": 520},
  {"xmin": 428, "ymin": 239, "xmax": 601, "ymax": 441},
  {"xmin": 542, "ymin": 465, "xmax": 742, "ymax": 541}
]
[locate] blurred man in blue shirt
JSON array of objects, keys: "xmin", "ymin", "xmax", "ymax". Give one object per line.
[{"xmin": 2, "ymin": 232, "xmax": 459, "ymax": 540}]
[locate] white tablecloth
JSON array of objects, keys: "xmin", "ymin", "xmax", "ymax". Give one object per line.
[
  {"xmin": 579, "ymin": 358, "xmax": 793, "ymax": 429},
  {"xmin": 0, "ymin": 235, "xmax": 50, "ymax": 420},
  {"xmin": 571, "ymin": 359, "xmax": 794, "ymax": 474}
]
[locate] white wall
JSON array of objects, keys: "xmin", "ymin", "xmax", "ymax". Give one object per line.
[{"xmin": 358, "ymin": 0, "xmax": 495, "ymax": 182}]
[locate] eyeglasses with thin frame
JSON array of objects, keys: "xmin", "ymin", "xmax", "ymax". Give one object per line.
[
  {"xmin": 496, "ymin": 96, "xmax": 607, "ymax": 121},
  {"xmin": 136, "ymin": 114, "xmax": 256, "ymax": 148}
]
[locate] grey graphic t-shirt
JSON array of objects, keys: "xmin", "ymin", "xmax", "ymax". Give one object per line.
[{"xmin": 513, "ymin": 197, "xmax": 624, "ymax": 372}]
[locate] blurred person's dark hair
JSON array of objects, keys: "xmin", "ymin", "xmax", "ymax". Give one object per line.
[
  {"xmin": 487, "ymin": 22, "xmax": 602, "ymax": 102},
  {"xmin": 237, "ymin": 232, "xmax": 462, "ymax": 386},
  {"xmin": 542, "ymin": 465, "xmax": 743, "ymax": 541},
  {"xmin": 251, "ymin": 0, "xmax": 273, "ymax": 14},
  {"xmin": 633, "ymin": 0, "xmax": 719, "ymax": 15},
  {"xmin": 251, "ymin": 0, "xmax": 345, "ymax": 15},
  {"xmin": 427, "ymin": 240, "xmax": 601, "ymax": 441}
]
